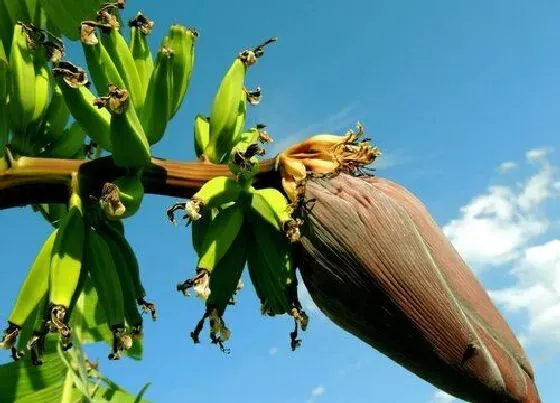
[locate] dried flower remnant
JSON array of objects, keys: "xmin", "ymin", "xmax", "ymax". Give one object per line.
[{"xmin": 295, "ymin": 173, "xmax": 540, "ymax": 403}]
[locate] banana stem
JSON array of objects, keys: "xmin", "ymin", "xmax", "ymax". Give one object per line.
[{"xmin": 0, "ymin": 149, "xmax": 280, "ymax": 210}]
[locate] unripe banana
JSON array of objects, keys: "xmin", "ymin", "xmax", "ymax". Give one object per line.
[
  {"xmin": 80, "ymin": 23, "xmax": 125, "ymax": 96},
  {"xmin": 96, "ymin": 85, "xmax": 151, "ymax": 169},
  {"xmin": 43, "ymin": 82, "xmax": 70, "ymax": 137},
  {"xmin": 30, "ymin": 58, "xmax": 53, "ymax": 125},
  {"xmin": 41, "ymin": 122, "xmax": 85, "ymax": 158},
  {"xmin": 32, "ymin": 203, "xmax": 68, "ymax": 228},
  {"xmin": 99, "ymin": 172, "xmax": 145, "ymax": 220},
  {"xmin": 52, "ymin": 62, "xmax": 112, "ymax": 151},
  {"xmin": 249, "ymin": 187, "xmax": 301, "ymax": 241},
  {"xmin": 177, "ymin": 202, "xmax": 245, "ymax": 302},
  {"xmin": 129, "ymin": 12, "xmax": 154, "ymax": 94},
  {"xmin": 167, "ymin": 176, "xmax": 242, "ymax": 224},
  {"xmin": 48, "ymin": 186, "xmax": 85, "ymax": 350},
  {"xmin": 141, "ymin": 45, "xmax": 173, "ymax": 145},
  {"xmin": 100, "ymin": 220, "xmax": 156, "ymax": 321},
  {"xmin": 193, "ymin": 114, "xmax": 209, "ymax": 158},
  {"xmin": 18, "ymin": 293, "xmax": 49, "ymax": 365},
  {"xmin": 39, "ymin": 0, "xmax": 82, "ymax": 41},
  {"xmin": 98, "ymin": 11, "xmax": 144, "ymax": 115},
  {"xmin": 83, "ymin": 226, "xmax": 130, "ymax": 360},
  {"xmin": 206, "ymin": 37, "xmax": 275, "ymax": 162},
  {"xmin": 8, "ymin": 23, "xmax": 36, "ymax": 133},
  {"xmin": 0, "ymin": 230, "xmax": 58, "ymax": 353},
  {"xmin": 166, "ymin": 24, "xmax": 197, "ymax": 120}
]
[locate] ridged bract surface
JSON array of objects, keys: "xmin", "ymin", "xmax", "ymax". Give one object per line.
[{"xmin": 296, "ymin": 174, "xmax": 540, "ymax": 403}]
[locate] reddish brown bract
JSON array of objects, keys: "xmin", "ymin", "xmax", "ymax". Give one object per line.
[{"xmin": 296, "ymin": 174, "xmax": 540, "ymax": 403}]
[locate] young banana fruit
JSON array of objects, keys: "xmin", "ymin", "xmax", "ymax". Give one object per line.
[
  {"xmin": 52, "ymin": 61, "xmax": 112, "ymax": 152},
  {"xmin": 99, "ymin": 172, "xmax": 145, "ymax": 220},
  {"xmin": 128, "ymin": 13, "xmax": 154, "ymax": 95},
  {"xmin": 167, "ymin": 24, "xmax": 197, "ymax": 120},
  {"xmin": 48, "ymin": 187, "xmax": 85, "ymax": 351},
  {"xmin": 41, "ymin": 121, "xmax": 86, "ymax": 158},
  {"xmin": 0, "ymin": 40, "xmax": 8, "ymax": 155},
  {"xmin": 206, "ymin": 37, "xmax": 275, "ymax": 162},
  {"xmin": 43, "ymin": 82, "xmax": 70, "ymax": 136},
  {"xmin": 95, "ymin": 84, "xmax": 151, "ymax": 169},
  {"xmin": 0, "ymin": 229, "xmax": 58, "ymax": 359},
  {"xmin": 193, "ymin": 114, "xmax": 209, "ymax": 159},
  {"xmin": 83, "ymin": 226, "xmax": 130, "ymax": 360}
]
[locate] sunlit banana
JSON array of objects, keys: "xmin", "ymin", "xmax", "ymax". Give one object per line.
[
  {"xmin": 48, "ymin": 186, "xmax": 85, "ymax": 352},
  {"xmin": 99, "ymin": 172, "xmax": 144, "ymax": 220},
  {"xmin": 41, "ymin": 121, "xmax": 85, "ymax": 158},
  {"xmin": 166, "ymin": 176, "xmax": 243, "ymax": 225},
  {"xmin": 141, "ymin": 45, "xmax": 173, "ymax": 145},
  {"xmin": 129, "ymin": 12, "xmax": 154, "ymax": 94},
  {"xmin": 52, "ymin": 61, "xmax": 112, "ymax": 151},
  {"xmin": 193, "ymin": 114, "xmax": 209, "ymax": 159},
  {"xmin": 100, "ymin": 220, "xmax": 156, "ymax": 321},
  {"xmin": 0, "ymin": 229, "xmax": 57, "ymax": 357},
  {"xmin": 206, "ymin": 37, "xmax": 276, "ymax": 162},
  {"xmin": 95, "ymin": 84, "xmax": 151, "ymax": 168},
  {"xmin": 8, "ymin": 23, "xmax": 37, "ymax": 133},
  {"xmin": 30, "ymin": 58, "xmax": 53, "ymax": 125},
  {"xmin": 98, "ymin": 8, "xmax": 144, "ymax": 115},
  {"xmin": 249, "ymin": 186, "xmax": 301, "ymax": 241},
  {"xmin": 83, "ymin": 226, "xmax": 130, "ymax": 360},
  {"xmin": 80, "ymin": 22, "xmax": 125, "ymax": 96},
  {"xmin": 43, "ymin": 82, "xmax": 70, "ymax": 137},
  {"xmin": 166, "ymin": 24, "xmax": 197, "ymax": 119}
]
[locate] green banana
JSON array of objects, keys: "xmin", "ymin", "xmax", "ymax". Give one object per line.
[
  {"xmin": 166, "ymin": 176, "xmax": 243, "ymax": 225},
  {"xmin": 99, "ymin": 227, "xmax": 143, "ymax": 334},
  {"xmin": 0, "ymin": 229, "xmax": 58, "ymax": 355},
  {"xmin": 246, "ymin": 203, "xmax": 308, "ymax": 349},
  {"xmin": 30, "ymin": 58, "xmax": 52, "ymax": 125},
  {"xmin": 98, "ymin": 10, "xmax": 145, "ymax": 115},
  {"xmin": 43, "ymin": 82, "xmax": 70, "ymax": 136},
  {"xmin": 99, "ymin": 172, "xmax": 145, "ymax": 220},
  {"xmin": 141, "ymin": 45, "xmax": 173, "ymax": 146},
  {"xmin": 83, "ymin": 226, "xmax": 130, "ymax": 360},
  {"xmin": 41, "ymin": 121, "xmax": 85, "ymax": 158},
  {"xmin": 206, "ymin": 37, "xmax": 275, "ymax": 162},
  {"xmin": 48, "ymin": 186, "xmax": 85, "ymax": 350},
  {"xmin": 100, "ymin": 220, "xmax": 156, "ymax": 321},
  {"xmin": 177, "ymin": 201, "xmax": 246, "ymax": 301},
  {"xmin": 52, "ymin": 61, "xmax": 112, "ymax": 152},
  {"xmin": 249, "ymin": 186, "xmax": 301, "ymax": 241},
  {"xmin": 80, "ymin": 22, "xmax": 125, "ymax": 96},
  {"xmin": 167, "ymin": 24, "xmax": 197, "ymax": 119},
  {"xmin": 193, "ymin": 115, "xmax": 209, "ymax": 159},
  {"xmin": 96, "ymin": 84, "xmax": 150, "ymax": 168},
  {"xmin": 128, "ymin": 12, "xmax": 154, "ymax": 94},
  {"xmin": 8, "ymin": 23, "xmax": 36, "ymax": 133},
  {"xmin": 32, "ymin": 203, "xmax": 69, "ymax": 228},
  {"xmin": 0, "ymin": 40, "xmax": 8, "ymax": 156},
  {"xmin": 19, "ymin": 292, "xmax": 50, "ymax": 365}
]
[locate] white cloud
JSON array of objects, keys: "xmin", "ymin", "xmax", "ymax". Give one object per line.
[
  {"xmin": 269, "ymin": 347, "xmax": 278, "ymax": 355},
  {"xmin": 526, "ymin": 147, "xmax": 553, "ymax": 163},
  {"xmin": 306, "ymin": 385, "xmax": 325, "ymax": 403},
  {"xmin": 429, "ymin": 390, "xmax": 461, "ymax": 403},
  {"xmin": 497, "ymin": 161, "xmax": 517, "ymax": 173},
  {"xmin": 443, "ymin": 152, "xmax": 558, "ymax": 269},
  {"xmin": 489, "ymin": 240, "xmax": 560, "ymax": 345}
]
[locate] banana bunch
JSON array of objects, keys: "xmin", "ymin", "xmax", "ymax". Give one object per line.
[{"xmin": 200, "ymin": 37, "xmax": 276, "ymax": 163}]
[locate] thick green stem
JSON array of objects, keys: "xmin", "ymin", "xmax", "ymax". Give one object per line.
[{"xmin": 0, "ymin": 150, "xmax": 280, "ymax": 210}]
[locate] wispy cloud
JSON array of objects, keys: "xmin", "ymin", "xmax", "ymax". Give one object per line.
[
  {"xmin": 269, "ymin": 347, "xmax": 278, "ymax": 355},
  {"xmin": 497, "ymin": 161, "xmax": 517, "ymax": 174},
  {"xmin": 305, "ymin": 385, "xmax": 326, "ymax": 403},
  {"xmin": 268, "ymin": 103, "xmax": 360, "ymax": 155},
  {"xmin": 374, "ymin": 149, "xmax": 414, "ymax": 170}
]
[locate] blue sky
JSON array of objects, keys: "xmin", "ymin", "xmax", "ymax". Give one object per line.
[{"xmin": 1, "ymin": 0, "xmax": 560, "ymax": 402}]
